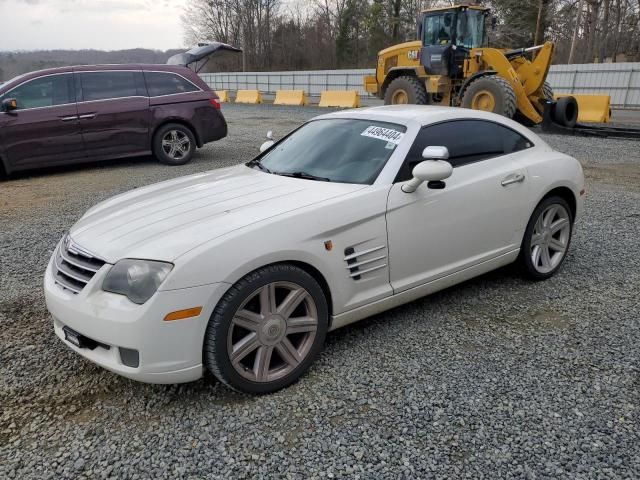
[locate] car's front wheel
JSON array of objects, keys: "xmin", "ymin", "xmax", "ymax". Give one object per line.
[
  {"xmin": 204, "ymin": 264, "xmax": 329, "ymax": 394},
  {"xmin": 519, "ymin": 196, "xmax": 573, "ymax": 280},
  {"xmin": 153, "ymin": 123, "xmax": 196, "ymax": 165}
]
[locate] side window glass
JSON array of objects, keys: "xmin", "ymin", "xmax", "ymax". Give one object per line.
[
  {"xmin": 144, "ymin": 72, "xmax": 199, "ymax": 97},
  {"xmin": 395, "ymin": 120, "xmax": 533, "ymax": 182},
  {"xmin": 498, "ymin": 124, "xmax": 533, "ymax": 153},
  {"xmin": 6, "ymin": 74, "xmax": 72, "ymax": 110},
  {"xmin": 80, "ymin": 71, "xmax": 139, "ymax": 101}
]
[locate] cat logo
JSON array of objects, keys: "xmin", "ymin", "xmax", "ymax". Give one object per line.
[{"xmin": 407, "ymin": 50, "xmax": 419, "ymax": 60}]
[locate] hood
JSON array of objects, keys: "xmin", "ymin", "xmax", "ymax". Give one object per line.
[
  {"xmin": 69, "ymin": 165, "xmax": 365, "ymax": 263},
  {"xmin": 167, "ymin": 42, "xmax": 242, "ymax": 69}
]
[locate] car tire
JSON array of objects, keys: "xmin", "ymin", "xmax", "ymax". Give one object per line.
[
  {"xmin": 204, "ymin": 264, "xmax": 329, "ymax": 394},
  {"xmin": 553, "ymin": 96, "xmax": 579, "ymax": 128},
  {"xmin": 519, "ymin": 196, "xmax": 574, "ymax": 280},
  {"xmin": 153, "ymin": 123, "xmax": 196, "ymax": 166}
]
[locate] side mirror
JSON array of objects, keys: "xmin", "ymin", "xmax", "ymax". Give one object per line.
[
  {"xmin": 491, "ymin": 16, "xmax": 497, "ymax": 30},
  {"xmin": 402, "ymin": 146, "xmax": 453, "ymax": 193},
  {"xmin": 259, "ymin": 130, "xmax": 275, "ymax": 153},
  {"xmin": 1, "ymin": 98, "xmax": 17, "ymax": 112}
]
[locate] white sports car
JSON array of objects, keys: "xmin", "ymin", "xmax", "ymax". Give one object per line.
[{"xmin": 44, "ymin": 105, "xmax": 585, "ymax": 393}]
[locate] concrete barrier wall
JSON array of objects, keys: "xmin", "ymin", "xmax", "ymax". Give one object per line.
[{"xmin": 200, "ymin": 63, "xmax": 640, "ymax": 108}]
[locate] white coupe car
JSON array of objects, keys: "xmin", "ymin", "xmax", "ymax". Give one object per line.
[{"xmin": 44, "ymin": 105, "xmax": 585, "ymax": 393}]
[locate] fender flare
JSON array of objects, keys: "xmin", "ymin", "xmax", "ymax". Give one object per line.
[
  {"xmin": 456, "ymin": 70, "xmax": 497, "ymax": 104},
  {"xmin": 381, "ymin": 67, "xmax": 427, "ymax": 96}
]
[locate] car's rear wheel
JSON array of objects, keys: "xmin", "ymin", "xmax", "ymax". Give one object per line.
[
  {"xmin": 519, "ymin": 196, "xmax": 573, "ymax": 280},
  {"xmin": 153, "ymin": 123, "xmax": 196, "ymax": 165},
  {"xmin": 204, "ymin": 264, "xmax": 328, "ymax": 394}
]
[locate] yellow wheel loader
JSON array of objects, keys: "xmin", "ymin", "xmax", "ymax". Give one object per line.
[{"xmin": 364, "ymin": 3, "xmax": 608, "ymax": 126}]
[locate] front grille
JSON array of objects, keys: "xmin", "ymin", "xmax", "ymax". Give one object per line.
[{"xmin": 53, "ymin": 235, "xmax": 106, "ymax": 294}]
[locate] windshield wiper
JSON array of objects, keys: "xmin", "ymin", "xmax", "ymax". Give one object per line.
[
  {"xmin": 246, "ymin": 159, "xmax": 272, "ymax": 174},
  {"xmin": 275, "ymin": 171, "xmax": 331, "ymax": 182}
]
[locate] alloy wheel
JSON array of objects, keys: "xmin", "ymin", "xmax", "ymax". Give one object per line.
[
  {"xmin": 530, "ymin": 204, "xmax": 571, "ymax": 274},
  {"xmin": 227, "ymin": 281, "xmax": 318, "ymax": 383},
  {"xmin": 161, "ymin": 130, "xmax": 190, "ymax": 160}
]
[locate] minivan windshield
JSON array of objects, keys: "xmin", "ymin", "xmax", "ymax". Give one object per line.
[{"xmin": 252, "ymin": 119, "xmax": 407, "ymax": 184}]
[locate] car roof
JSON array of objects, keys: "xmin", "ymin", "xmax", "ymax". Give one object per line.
[
  {"xmin": 0, "ymin": 64, "xmax": 194, "ymax": 92},
  {"xmin": 314, "ymin": 105, "xmax": 544, "ymax": 143}
]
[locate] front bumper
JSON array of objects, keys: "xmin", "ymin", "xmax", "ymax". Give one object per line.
[{"xmin": 44, "ymin": 258, "xmax": 229, "ymax": 384}]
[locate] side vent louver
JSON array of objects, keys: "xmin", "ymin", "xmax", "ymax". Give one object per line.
[{"xmin": 343, "ymin": 244, "xmax": 387, "ymax": 281}]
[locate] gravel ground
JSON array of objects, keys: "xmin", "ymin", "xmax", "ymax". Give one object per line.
[{"xmin": 1, "ymin": 104, "xmax": 639, "ymax": 479}]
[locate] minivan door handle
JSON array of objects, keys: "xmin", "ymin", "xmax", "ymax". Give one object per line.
[
  {"xmin": 59, "ymin": 115, "xmax": 78, "ymax": 122},
  {"xmin": 78, "ymin": 113, "xmax": 96, "ymax": 120},
  {"xmin": 501, "ymin": 173, "xmax": 525, "ymax": 187}
]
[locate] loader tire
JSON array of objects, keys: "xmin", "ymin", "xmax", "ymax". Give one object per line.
[
  {"xmin": 553, "ymin": 96, "xmax": 578, "ymax": 128},
  {"xmin": 542, "ymin": 81, "xmax": 554, "ymax": 101},
  {"xmin": 384, "ymin": 76, "xmax": 428, "ymax": 105},
  {"xmin": 461, "ymin": 75, "xmax": 517, "ymax": 119}
]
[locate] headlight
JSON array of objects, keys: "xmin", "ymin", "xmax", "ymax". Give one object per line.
[{"xmin": 102, "ymin": 259, "xmax": 173, "ymax": 304}]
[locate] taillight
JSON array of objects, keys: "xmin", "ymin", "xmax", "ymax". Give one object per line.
[{"xmin": 210, "ymin": 98, "xmax": 221, "ymax": 109}]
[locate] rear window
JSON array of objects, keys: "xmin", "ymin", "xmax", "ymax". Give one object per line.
[
  {"xmin": 144, "ymin": 72, "xmax": 200, "ymax": 97},
  {"xmin": 79, "ymin": 71, "xmax": 144, "ymax": 101}
]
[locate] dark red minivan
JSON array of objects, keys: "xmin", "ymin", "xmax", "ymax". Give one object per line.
[{"xmin": 0, "ymin": 64, "xmax": 227, "ymax": 175}]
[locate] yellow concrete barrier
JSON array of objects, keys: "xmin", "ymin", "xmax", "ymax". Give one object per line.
[
  {"xmin": 235, "ymin": 90, "xmax": 263, "ymax": 104},
  {"xmin": 215, "ymin": 90, "xmax": 230, "ymax": 102},
  {"xmin": 556, "ymin": 94, "xmax": 611, "ymax": 123},
  {"xmin": 274, "ymin": 90, "xmax": 308, "ymax": 106},
  {"xmin": 318, "ymin": 90, "xmax": 361, "ymax": 108}
]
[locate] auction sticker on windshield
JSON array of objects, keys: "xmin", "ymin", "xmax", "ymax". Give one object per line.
[{"xmin": 361, "ymin": 126, "xmax": 404, "ymax": 144}]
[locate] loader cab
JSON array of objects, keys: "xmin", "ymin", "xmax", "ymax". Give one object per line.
[{"xmin": 418, "ymin": 6, "xmax": 489, "ymax": 78}]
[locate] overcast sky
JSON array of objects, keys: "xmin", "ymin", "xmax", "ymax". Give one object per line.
[{"xmin": 0, "ymin": 0, "xmax": 189, "ymax": 51}]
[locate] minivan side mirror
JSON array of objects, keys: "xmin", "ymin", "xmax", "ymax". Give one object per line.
[
  {"xmin": 402, "ymin": 146, "xmax": 453, "ymax": 193},
  {"xmin": 1, "ymin": 98, "xmax": 18, "ymax": 112},
  {"xmin": 259, "ymin": 130, "xmax": 275, "ymax": 153}
]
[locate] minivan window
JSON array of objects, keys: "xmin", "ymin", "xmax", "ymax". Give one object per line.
[
  {"xmin": 144, "ymin": 72, "xmax": 199, "ymax": 97},
  {"xmin": 396, "ymin": 119, "xmax": 533, "ymax": 182},
  {"xmin": 79, "ymin": 71, "xmax": 142, "ymax": 101},
  {"xmin": 2, "ymin": 74, "xmax": 73, "ymax": 110}
]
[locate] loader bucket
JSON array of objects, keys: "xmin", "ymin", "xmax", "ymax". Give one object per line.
[{"xmin": 556, "ymin": 94, "xmax": 611, "ymax": 123}]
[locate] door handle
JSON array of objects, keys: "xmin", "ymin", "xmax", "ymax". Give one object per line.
[
  {"xmin": 501, "ymin": 173, "xmax": 525, "ymax": 186},
  {"xmin": 78, "ymin": 113, "xmax": 96, "ymax": 120},
  {"xmin": 59, "ymin": 115, "xmax": 78, "ymax": 122}
]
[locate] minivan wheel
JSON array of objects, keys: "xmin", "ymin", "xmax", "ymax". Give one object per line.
[
  {"xmin": 519, "ymin": 196, "xmax": 573, "ymax": 280},
  {"xmin": 153, "ymin": 123, "xmax": 196, "ymax": 165},
  {"xmin": 204, "ymin": 264, "xmax": 329, "ymax": 394}
]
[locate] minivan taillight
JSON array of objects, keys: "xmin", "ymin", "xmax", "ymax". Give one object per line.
[{"xmin": 210, "ymin": 98, "xmax": 221, "ymax": 109}]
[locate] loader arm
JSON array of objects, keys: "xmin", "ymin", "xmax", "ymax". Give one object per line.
[{"xmin": 511, "ymin": 41, "xmax": 554, "ymax": 96}]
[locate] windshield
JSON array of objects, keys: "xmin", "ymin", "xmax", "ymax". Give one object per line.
[
  {"xmin": 254, "ymin": 119, "xmax": 407, "ymax": 184},
  {"xmin": 455, "ymin": 9, "xmax": 486, "ymax": 48}
]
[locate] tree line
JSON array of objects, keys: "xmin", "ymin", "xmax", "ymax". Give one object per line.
[
  {"xmin": 182, "ymin": 0, "xmax": 640, "ymax": 72},
  {"xmin": 0, "ymin": 49, "xmax": 182, "ymax": 82}
]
